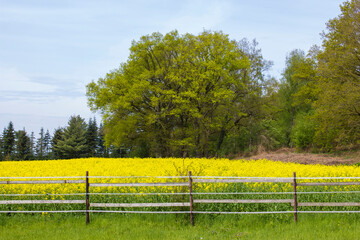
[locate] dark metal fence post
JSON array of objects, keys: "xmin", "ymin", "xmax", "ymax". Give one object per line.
[
  {"xmin": 86, "ymin": 171, "xmax": 90, "ymax": 224},
  {"xmin": 293, "ymin": 172, "xmax": 298, "ymax": 223},
  {"xmin": 188, "ymin": 171, "xmax": 194, "ymax": 226}
]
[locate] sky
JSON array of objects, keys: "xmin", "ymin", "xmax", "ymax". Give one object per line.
[{"xmin": 0, "ymin": 0, "xmax": 343, "ymax": 134}]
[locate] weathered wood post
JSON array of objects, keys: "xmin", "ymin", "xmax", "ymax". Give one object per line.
[
  {"xmin": 86, "ymin": 171, "xmax": 90, "ymax": 224},
  {"xmin": 293, "ymin": 172, "xmax": 298, "ymax": 223},
  {"xmin": 188, "ymin": 171, "xmax": 194, "ymax": 226}
]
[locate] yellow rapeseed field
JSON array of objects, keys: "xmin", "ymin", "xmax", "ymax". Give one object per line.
[
  {"xmin": 1, "ymin": 157, "xmax": 360, "ymax": 178},
  {"xmin": 1, "ymin": 158, "xmax": 360, "ymax": 194}
]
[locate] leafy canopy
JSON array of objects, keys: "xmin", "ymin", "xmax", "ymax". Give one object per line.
[
  {"xmin": 87, "ymin": 30, "xmax": 257, "ymax": 157},
  {"xmin": 314, "ymin": 0, "xmax": 360, "ymax": 150}
]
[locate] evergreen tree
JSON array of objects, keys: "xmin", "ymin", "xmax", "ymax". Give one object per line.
[
  {"xmin": 97, "ymin": 123, "xmax": 108, "ymax": 157},
  {"xmin": 16, "ymin": 129, "xmax": 31, "ymax": 160},
  {"xmin": 51, "ymin": 128, "xmax": 64, "ymax": 159},
  {"xmin": 53, "ymin": 116, "xmax": 87, "ymax": 159},
  {"xmin": 3, "ymin": 122, "xmax": 15, "ymax": 160},
  {"xmin": 29, "ymin": 132, "xmax": 35, "ymax": 159},
  {"xmin": 36, "ymin": 128, "xmax": 45, "ymax": 159},
  {"xmin": 85, "ymin": 117, "xmax": 98, "ymax": 157},
  {"xmin": 0, "ymin": 132, "xmax": 3, "ymax": 161},
  {"xmin": 44, "ymin": 130, "xmax": 51, "ymax": 158}
]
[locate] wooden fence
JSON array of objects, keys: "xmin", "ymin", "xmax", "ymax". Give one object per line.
[{"xmin": 1, "ymin": 171, "xmax": 360, "ymax": 225}]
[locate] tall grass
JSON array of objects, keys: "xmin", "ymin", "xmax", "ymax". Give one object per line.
[{"xmin": 0, "ymin": 214, "xmax": 359, "ymax": 240}]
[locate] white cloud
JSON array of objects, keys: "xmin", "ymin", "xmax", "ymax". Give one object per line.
[
  {"xmin": 0, "ymin": 68, "xmax": 56, "ymax": 92},
  {"xmin": 0, "ymin": 96, "xmax": 90, "ymax": 117}
]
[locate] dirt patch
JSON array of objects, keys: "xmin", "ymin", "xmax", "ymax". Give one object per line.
[{"xmin": 242, "ymin": 148, "xmax": 360, "ymax": 166}]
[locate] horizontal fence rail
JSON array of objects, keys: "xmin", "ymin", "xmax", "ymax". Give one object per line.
[
  {"xmin": 89, "ymin": 182, "xmax": 188, "ymax": 187},
  {"xmin": 0, "ymin": 180, "xmax": 85, "ymax": 184},
  {"xmin": 193, "ymin": 178, "xmax": 292, "ymax": 183},
  {"xmin": 1, "ymin": 172, "xmax": 360, "ymax": 225},
  {"xmin": 90, "ymin": 203, "xmax": 191, "ymax": 208},
  {"xmin": 0, "ymin": 200, "xmax": 85, "ymax": 205},
  {"xmin": 193, "ymin": 199, "xmax": 294, "ymax": 204}
]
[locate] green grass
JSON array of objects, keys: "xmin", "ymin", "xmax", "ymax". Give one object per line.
[{"xmin": 0, "ymin": 213, "xmax": 359, "ymax": 240}]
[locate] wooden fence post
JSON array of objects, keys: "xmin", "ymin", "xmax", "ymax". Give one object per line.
[
  {"xmin": 86, "ymin": 171, "xmax": 90, "ymax": 224},
  {"xmin": 293, "ymin": 172, "xmax": 298, "ymax": 223},
  {"xmin": 188, "ymin": 171, "xmax": 194, "ymax": 226}
]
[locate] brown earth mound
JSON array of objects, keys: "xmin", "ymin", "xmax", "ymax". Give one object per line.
[{"xmin": 243, "ymin": 148, "xmax": 360, "ymax": 166}]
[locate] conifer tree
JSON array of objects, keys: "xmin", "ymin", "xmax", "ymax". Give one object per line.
[
  {"xmin": 3, "ymin": 122, "xmax": 15, "ymax": 160},
  {"xmin": 44, "ymin": 130, "xmax": 51, "ymax": 158},
  {"xmin": 97, "ymin": 123, "xmax": 108, "ymax": 157},
  {"xmin": 29, "ymin": 132, "xmax": 35, "ymax": 159},
  {"xmin": 51, "ymin": 128, "xmax": 64, "ymax": 159},
  {"xmin": 16, "ymin": 129, "xmax": 31, "ymax": 160},
  {"xmin": 53, "ymin": 116, "xmax": 87, "ymax": 159},
  {"xmin": 36, "ymin": 128, "xmax": 45, "ymax": 159},
  {"xmin": 85, "ymin": 117, "xmax": 98, "ymax": 157},
  {"xmin": 0, "ymin": 132, "xmax": 3, "ymax": 161}
]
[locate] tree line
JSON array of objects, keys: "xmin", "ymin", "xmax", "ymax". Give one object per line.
[
  {"xmin": 2, "ymin": 0, "xmax": 358, "ymax": 160},
  {"xmin": 0, "ymin": 116, "xmax": 127, "ymax": 161},
  {"xmin": 87, "ymin": 0, "xmax": 360, "ymax": 157}
]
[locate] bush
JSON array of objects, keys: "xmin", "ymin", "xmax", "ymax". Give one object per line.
[{"xmin": 291, "ymin": 113, "xmax": 315, "ymax": 150}]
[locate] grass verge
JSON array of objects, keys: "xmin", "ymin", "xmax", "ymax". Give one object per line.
[{"xmin": 0, "ymin": 213, "xmax": 359, "ymax": 240}]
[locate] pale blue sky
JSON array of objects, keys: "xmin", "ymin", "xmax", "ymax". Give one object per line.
[{"xmin": 0, "ymin": 0, "xmax": 343, "ymax": 134}]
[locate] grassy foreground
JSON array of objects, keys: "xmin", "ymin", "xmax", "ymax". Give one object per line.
[{"xmin": 0, "ymin": 214, "xmax": 359, "ymax": 240}]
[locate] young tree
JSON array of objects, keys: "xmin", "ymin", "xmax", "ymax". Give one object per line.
[
  {"xmin": 53, "ymin": 116, "xmax": 87, "ymax": 159},
  {"xmin": 85, "ymin": 118, "xmax": 98, "ymax": 157},
  {"xmin": 36, "ymin": 128, "xmax": 45, "ymax": 159},
  {"xmin": 29, "ymin": 132, "xmax": 35, "ymax": 159},
  {"xmin": 3, "ymin": 122, "xmax": 15, "ymax": 160},
  {"xmin": 43, "ymin": 130, "xmax": 51, "ymax": 158},
  {"xmin": 0, "ymin": 132, "xmax": 3, "ymax": 161},
  {"xmin": 96, "ymin": 123, "xmax": 108, "ymax": 157},
  {"xmin": 16, "ymin": 129, "xmax": 31, "ymax": 160},
  {"xmin": 51, "ymin": 128, "xmax": 64, "ymax": 159}
]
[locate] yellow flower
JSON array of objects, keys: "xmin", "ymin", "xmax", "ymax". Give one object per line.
[{"xmin": 0, "ymin": 158, "xmax": 359, "ymax": 194}]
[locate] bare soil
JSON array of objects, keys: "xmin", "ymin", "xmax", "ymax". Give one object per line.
[{"xmin": 243, "ymin": 148, "xmax": 360, "ymax": 166}]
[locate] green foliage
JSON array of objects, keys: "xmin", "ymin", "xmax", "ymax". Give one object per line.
[
  {"xmin": 15, "ymin": 130, "xmax": 31, "ymax": 160},
  {"xmin": 314, "ymin": 0, "xmax": 360, "ymax": 150},
  {"xmin": 2, "ymin": 122, "xmax": 15, "ymax": 160},
  {"xmin": 51, "ymin": 128, "xmax": 64, "ymax": 159},
  {"xmin": 96, "ymin": 123, "xmax": 108, "ymax": 157},
  {"xmin": 85, "ymin": 118, "xmax": 98, "ymax": 157},
  {"xmin": 87, "ymin": 30, "xmax": 264, "ymax": 157},
  {"xmin": 44, "ymin": 130, "xmax": 51, "ymax": 158},
  {"xmin": 36, "ymin": 128, "xmax": 45, "ymax": 159},
  {"xmin": 278, "ymin": 50, "xmax": 311, "ymax": 146},
  {"xmin": 52, "ymin": 116, "xmax": 88, "ymax": 159},
  {"xmin": 291, "ymin": 112, "xmax": 316, "ymax": 150},
  {"xmin": 276, "ymin": 48, "xmax": 319, "ymax": 150},
  {"xmin": 0, "ymin": 134, "xmax": 3, "ymax": 161}
]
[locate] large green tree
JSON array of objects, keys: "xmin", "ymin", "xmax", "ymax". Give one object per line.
[
  {"xmin": 218, "ymin": 39, "xmax": 277, "ymax": 155},
  {"xmin": 87, "ymin": 30, "xmax": 259, "ymax": 157},
  {"xmin": 314, "ymin": 0, "xmax": 360, "ymax": 150},
  {"xmin": 277, "ymin": 49, "xmax": 318, "ymax": 149}
]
